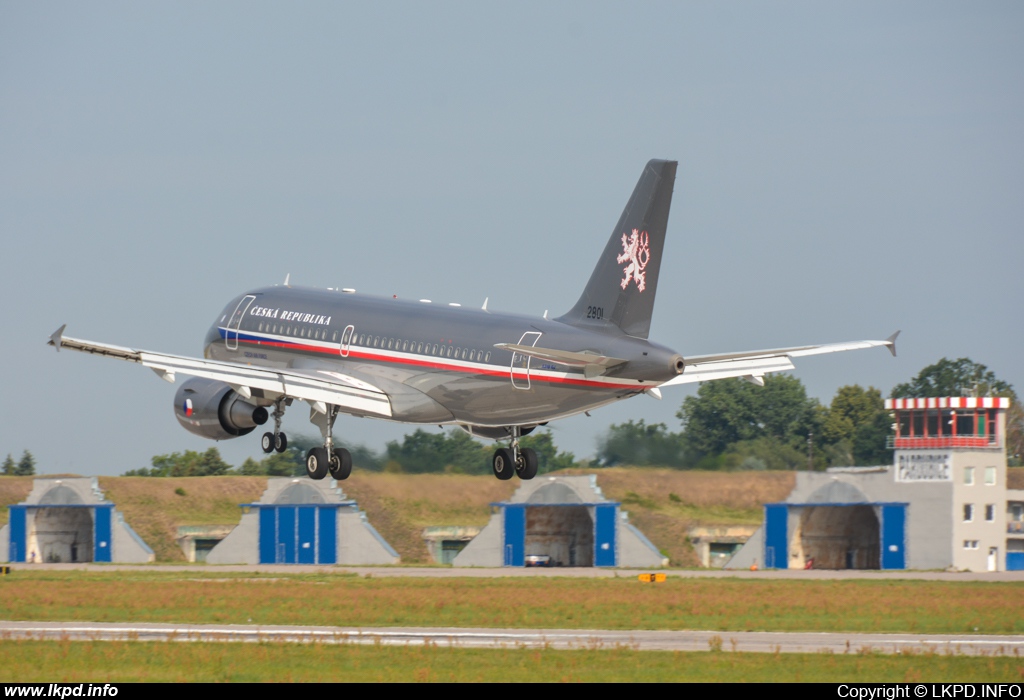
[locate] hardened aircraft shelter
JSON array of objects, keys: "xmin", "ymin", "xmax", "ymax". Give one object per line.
[
  {"xmin": 1, "ymin": 478, "xmax": 153, "ymax": 564},
  {"xmin": 453, "ymin": 475, "xmax": 665, "ymax": 568},
  {"xmin": 206, "ymin": 477, "xmax": 398, "ymax": 565},
  {"xmin": 727, "ymin": 396, "xmax": 1020, "ymax": 572}
]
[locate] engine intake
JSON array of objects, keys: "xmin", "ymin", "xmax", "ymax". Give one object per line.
[{"xmin": 174, "ymin": 377, "xmax": 268, "ymax": 441}]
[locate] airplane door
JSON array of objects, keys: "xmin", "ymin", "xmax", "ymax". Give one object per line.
[
  {"xmin": 339, "ymin": 324, "xmax": 355, "ymax": 357},
  {"xmin": 510, "ymin": 331, "xmax": 541, "ymax": 390},
  {"xmin": 225, "ymin": 295, "xmax": 256, "ymax": 351}
]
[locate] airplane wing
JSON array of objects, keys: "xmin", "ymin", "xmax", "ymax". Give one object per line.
[
  {"xmin": 659, "ymin": 332, "xmax": 899, "ymax": 388},
  {"xmin": 47, "ymin": 325, "xmax": 393, "ymax": 417}
]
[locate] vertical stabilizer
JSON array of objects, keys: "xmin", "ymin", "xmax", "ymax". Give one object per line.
[{"xmin": 557, "ymin": 159, "xmax": 677, "ymax": 338}]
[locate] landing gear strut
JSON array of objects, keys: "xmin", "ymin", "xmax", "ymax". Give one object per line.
[
  {"xmin": 261, "ymin": 398, "xmax": 289, "ymax": 454},
  {"xmin": 492, "ymin": 427, "xmax": 538, "ymax": 481},
  {"xmin": 305, "ymin": 404, "xmax": 352, "ymax": 481}
]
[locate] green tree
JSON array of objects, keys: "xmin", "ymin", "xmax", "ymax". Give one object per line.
[
  {"xmin": 385, "ymin": 429, "xmax": 491, "ymax": 474},
  {"xmin": 237, "ymin": 457, "xmax": 265, "ymax": 475},
  {"xmin": 891, "ymin": 358, "xmax": 1015, "ymax": 399},
  {"xmin": 819, "ymin": 385, "xmax": 892, "ymax": 466},
  {"xmin": 1, "ymin": 454, "xmax": 15, "ymax": 476},
  {"xmin": 15, "ymin": 450, "xmax": 36, "ymax": 476},
  {"xmin": 519, "ymin": 429, "xmax": 579, "ymax": 473},
  {"xmin": 126, "ymin": 447, "xmax": 231, "ymax": 476},
  {"xmin": 677, "ymin": 375, "xmax": 821, "ymax": 461},
  {"xmin": 596, "ymin": 420, "xmax": 686, "ymax": 467}
]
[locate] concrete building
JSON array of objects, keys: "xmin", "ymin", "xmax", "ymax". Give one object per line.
[
  {"xmin": 206, "ymin": 477, "xmax": 398, "ymax": 565},
  {"xmin": 1, "ymin": 478, "xmax": 153, "ymax": 564},
  {"xmin": 688, "ymin": 525, "xmax": 758, "ymax": 568},
  {"xmin": 422, "ymin": 526, "xmax": 481, "ymax": 564},
  {"xmin": 177, "ymin": 525, "xmax": 234, "ymax": 562},
  {"xmin": 453, "ymin": 475, "xmax": 666, "ymax": 568},
  {"xmin": 727, "ymin": 396, "xmax": 1016, "ymax": 572}
]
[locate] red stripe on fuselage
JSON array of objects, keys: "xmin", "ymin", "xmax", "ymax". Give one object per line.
[{"xmin": 236, "ymin": 335, "xmax": 637, "ymax": 391}]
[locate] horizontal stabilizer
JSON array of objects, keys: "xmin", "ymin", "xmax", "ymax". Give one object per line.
[
  {"xmin": 659, "ymin": 334, "xmax": 899, "ymax": 388},
  {"xmin": 47, "ymin": 327, "xmax": 393, "ymax": 417},
  {"xmin": 494, "ymin": 343, "xmax": 628, "ymax": 369}
]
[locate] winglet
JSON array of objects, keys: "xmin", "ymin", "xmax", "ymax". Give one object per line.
[
  {"xmin": 48, "ymin": 324, "xmax": 67, "ymax": 351},
  {"xmin": 885, "ymin": 330, "xmax": 900, "ymax": 357}
]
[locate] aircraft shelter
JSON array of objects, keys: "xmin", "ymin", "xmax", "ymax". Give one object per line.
[
  {"xmin": 453, "ymin": 475, "xmax": 665, "ymax": 568},
  {"xmin": 206, "ymin": 477, "xmax": 398, "ymax": 565},
  {"xmin": 1, "ymin": 478, "xmax": 153, "ymax": 564}
]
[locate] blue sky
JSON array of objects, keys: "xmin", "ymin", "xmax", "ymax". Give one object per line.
[{"xmin": 2, "ymin": 2, "xmax": 1022, "ymax": 475}]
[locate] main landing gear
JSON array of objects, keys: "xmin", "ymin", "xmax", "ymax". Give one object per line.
[
  {"xmin": 305, "ymin": 404, "xmax": 352, "ymax": 481},
  {"xmin": 492, "ymin": 427, "xmax": 538, "ymax": 481},
  {"xmin": 261, "ymin": 398, "xmax": 289, "ymax": 454}
]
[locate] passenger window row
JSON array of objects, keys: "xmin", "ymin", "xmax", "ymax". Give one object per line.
[{"xmin": 254, "ymin": 322, "xmax": 491, "ymax": 363}]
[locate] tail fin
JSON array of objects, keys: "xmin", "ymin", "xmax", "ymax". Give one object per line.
[{"xmin": 557, "ymin": 159, "xmax": 677, "ymax": 339}]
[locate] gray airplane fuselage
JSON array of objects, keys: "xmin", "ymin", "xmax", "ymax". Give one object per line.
[{"xmin": 204, "ymin": 285, "xmax": 683, "ymax": 431}]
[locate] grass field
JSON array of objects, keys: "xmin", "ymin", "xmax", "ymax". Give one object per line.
[
  {"xmin": 2, "ymin": 570, "xmax": 1021, "ymax": 634},
  {"xmin": 2, "ymin": 640, "xmax": 1020, "ymax": 682}
]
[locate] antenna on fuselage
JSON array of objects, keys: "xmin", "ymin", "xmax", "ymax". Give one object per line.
[
  {"xmin": 283, "ymin": 273, "xmax": 291, "ymax": 287},
  {"xmin": 481, "ymin": 297, "xmax": 489, "ymax": 311}
]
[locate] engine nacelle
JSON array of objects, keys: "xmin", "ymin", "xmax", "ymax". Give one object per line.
[{"xmin": 173, "ymin": 377, "xmax": 268, "ymax": 441}]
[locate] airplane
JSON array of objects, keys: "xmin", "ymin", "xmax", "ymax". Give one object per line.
[{"xmin": 48, "ymin": 159, "xmax": 898, "ymax": 482}]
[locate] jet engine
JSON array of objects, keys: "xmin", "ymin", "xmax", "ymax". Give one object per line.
[{"xmin": 173, "ymin": 377, "xmax": 268, "ymax": 440}]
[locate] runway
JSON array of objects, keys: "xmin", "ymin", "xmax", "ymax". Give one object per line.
[{"xmin": 2, "ymin": 621, "xmax": 1021, "ymax": 656}]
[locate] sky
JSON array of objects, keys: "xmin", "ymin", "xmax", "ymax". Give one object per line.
[{"xmin": 1, "ymin": 2, "xmax": 1022, "ymax": 476}]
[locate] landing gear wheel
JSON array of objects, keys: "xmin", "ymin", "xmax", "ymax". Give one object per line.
[
  {"xmin": 306, "ymin": 447, "xmax": 329, "ymax": 480},
  {"xmin": 517, "ymin": 448, "xmax": 538, "ymax": 480},
  {"xmin": 492, "ymin": 448, "xmax": 515, "ymax": 481},
  {"xmin": 274, "ymin": 432, "xmax": 288, "ymax": 453},
  {"xmin": 329, "ymin": 448, "xmax": 352, "ymax": 480},
  {"xmin": 261, "ymin": 432, "xmax": 275, "ymax": 454}
]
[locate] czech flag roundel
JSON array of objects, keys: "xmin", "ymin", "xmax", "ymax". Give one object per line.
[{"xmin": 183, "ymin": 398, "xmax": 193, "ymax": 417}]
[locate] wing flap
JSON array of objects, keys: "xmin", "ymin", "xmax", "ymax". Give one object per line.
[
  {"xmin": 49, "ymin": 328, "xmax": 393, "ymax": 417},
  {"xmin": 493, "ymin": 342, "xmax": 628, "ymax": 369}
]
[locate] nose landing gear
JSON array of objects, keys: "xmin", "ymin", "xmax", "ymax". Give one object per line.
[{"xmin": 260, "ymin": 398, "xmax": 289, "ymax": 454}]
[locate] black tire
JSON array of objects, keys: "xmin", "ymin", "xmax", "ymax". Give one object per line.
[
  {"xmin": 492, "ymin": 448, "xmax": 515, "ymax": 481},
  {"xmin": 517, "ymin": 448, "xmax": 538, "ymax": 480},
  {"xmin": 306, "ymin": 447, "xmax": 329, "ymax": 480},
  {"xmin": 261, "ymin": 432, "xmax": 275, "ymax": 454},
  {"xmin": 275, "ymin": 432, "xmax": 288, "ymax": 453},
  {"xmin": 329, "ymin": 448, "xmax": 352, "ymax": 480}
]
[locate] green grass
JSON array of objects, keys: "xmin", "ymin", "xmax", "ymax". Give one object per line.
[
  {"xmin": 2, "ymin": 570, "xmax": 1021, "ymax": 635},
  {"xmin": 1, "ymin": 641, "xmax": 1020, "ymax": 682}
]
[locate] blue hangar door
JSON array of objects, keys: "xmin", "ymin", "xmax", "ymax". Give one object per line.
[
  {"xmin": 879, "ymin": 504, "xmax": 906, "ymax": 570},
  {"xmin": 259, "ymin": 506, "xmax": 337, "ymax": 564}
]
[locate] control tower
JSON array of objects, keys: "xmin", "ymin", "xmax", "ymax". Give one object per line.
[{"xmin": 885, "ymin": 396, "xmax": 1009, "ymax": 571}]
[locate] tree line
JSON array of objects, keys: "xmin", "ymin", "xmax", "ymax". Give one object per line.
[
  {"xmin": 123, "ymin": 427, "xmax": 580, "ymax": 477},
  {"xmin": 1, "ymin": 451, "xmax": 36, "ymax": 476}
]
